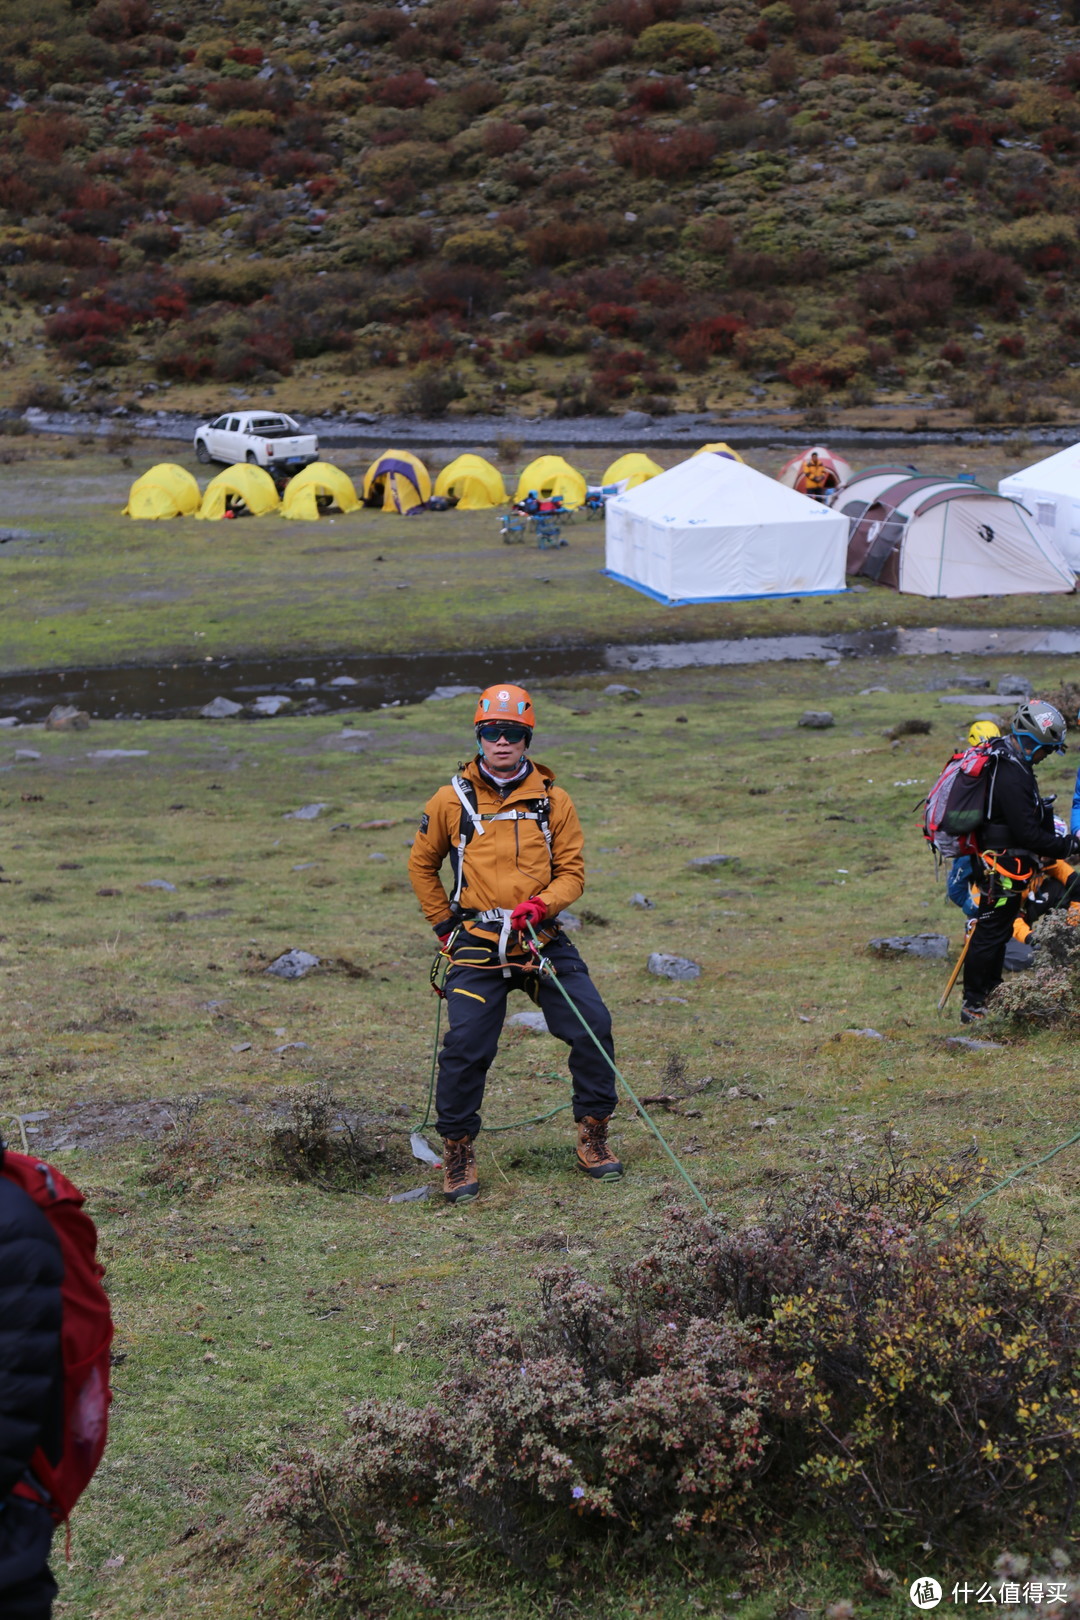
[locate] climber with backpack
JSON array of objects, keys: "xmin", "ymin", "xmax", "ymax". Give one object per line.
[
  {"xmin": 407, "ymin": 683, "xmax": 622, "ymax": 1204},
  {"xmin": 944, "ymin": 700, "xmax": 1080, "ymax": 1022},
  {"xmin": 0, "ymin": 1135, "xmax": 113, "ymax": 1617}
]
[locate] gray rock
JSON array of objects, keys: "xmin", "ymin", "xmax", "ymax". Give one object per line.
[
  {"xmin": 293, "ymin": 677, "xmax": 317, "ymax": 689},
  {"xmin": 368, "ymin": 852, "xmax": 389, "ymax": 861},
  {"xmin": 847, "ymin": 1027, "xmax": 885, "ymax": 1040},
  {"xmin": 953, "ymin": 675, "xmax": 990, "ymax": 690},
  {"xmin": 283, "ymin": 802, "xmax": 329, "ymax": 821},
  {"xmin": 14, "ymin": 749, "xmax": 41, "ymax": 761},
  {"xmin": 997, "ymin": 673, "xmax": 1033, "ymax": 698},
  {"xmin": 45, "ymin": 704, "xmax": 89, "ymax": 732},
  {"xmin": 629, "ymin": 893, "xmax": 654, "ymax": 908},
  {"xmin": 273, "ymin": 1041, "xmax": 311, "ymax": 1053},
  {"xmin": 559, "ymin": 911, "xmax": 581, "ymax": 931},
  {"xmin": 250, "ymin": 695, "xmax": 292, "ymax": 717},
  {"xmin": 200, "ymin": 696, "xmax": 243, "ymax": 719},
  {"xmin": 508, "ymin": 1009, "xmax": 549, "ymax": 1033},
  {"xmin": 868, "ymin": 933, "xmax": 949, "ymax": 959},
  {"xmin": 426, "ymin": 685, "xmax": 482, "ymax": 701},
  {"xmin": 138, "ymin": 879, "xmax": 177, "ymax": 892},
  {"xmin": 859, "ymin": 686, "xmax": 889, "ymax": 695},
  {"xmin": 688, "ymin": 854, "xmax": 732, "ymax": 870},
  {"xmin": 87, "ymin": 749, "xmax": 149, "ymax": 760},
  {"xmin": 647, "ymin": 952, "xmax": 701, "ymax": 981},
  {"xmin": 622, "ymin": 409, "xmax": 654, "ymax": 429},
  {"xmin": 603, "ymin": 683, "xmax": 641, "ymax": 698},
  {"xmin": 328, "ymin": 674, "xmax": 358, "ymax": 687},
  {"xmin": 388, "ymin": 1185, "xmax": 430, "ymax": 1203},
  {"xmin": 266, "ymin": 949, "xmax": 320, "ymax": 979},
  {"xmin": 798, "ymin": 710, "xmax": 835, "ymax": 729},
  {"xmin": 0, "ymin": 717, "xmax": 19, "ymax": 728},
  {"xmin": 230, "ymin": 1042, "xmax": 252, "ymax": 1053},
  {"xmin": 944, "ymin": 1036, "xmax": 1005, "ymax": 1051}
]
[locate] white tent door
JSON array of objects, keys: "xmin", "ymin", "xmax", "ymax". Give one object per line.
[
  {"xmin": 1003, "ymin": 482, "xmax": 1080, "ymax": 571},
  {"xmin": 899, "ymin": 499, "xmax": 1074, "ymax": 597}
]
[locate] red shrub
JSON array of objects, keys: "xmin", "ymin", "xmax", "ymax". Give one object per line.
[
  {"xmin": 0, "ymin": 171, "xmax": 40, "ymax": 212},
  {"xmin": 371, "ymin": 70, "xmax": 440, "ymax": 109},
  {"xmin": 945, "ymin": 114, "xmax": 991, "ymax": 149},
  {"xmin": 23, "ymin": 234, "xmax": 118, "ymax": 269},
  {"xmin": 205, "ymin": 79, "xmax": 277, "ymax": 113},
  {"xmin": 524, "ymin": 221, "xmax": 609, "ymax": 266},
  {"xmin": 694, "ymin": 314, "xmax": 747, "ymax": 353},
  {"xmin": 181, "ymin": 191, "xmax": 226, "ymax": 225},
  {"xmin": 228, "ymin": 45, "xmax": 264, "ymax": 65},
  {"xmin": 20, "ymin": 114, "xmax": 86, "ymax": 163},
  {"xmin": 939, "ymin": 340, "xmax": 966, "ymax": 365},
  {"xmin": 727, "ymin": 250, "xmax": 780, "ymax": 287},
  {"xmin": 628, "ymin": 76, "xmax": 689, "ymax": 113},
  {"xmin": 1041, "ymin": 125, "xmax": 1079, "ymax": 155},
  {"xmin": 744, "ymin": 26, "xmax": 768, "ymax": 51},
  {"xmin": 544, "ymin": 168, "xmax": 592, "ymax": 198},
  {"xmin": 406, "ymin": 322, "xmax": 456, "ymax": 362},
  {"xmin": 592, "ymin": 0, "xmax": 681, "ymax": 34},
  {"xmin": 1057, "ymin": 52, "xmax": 1080, "ymax": 89},
  {"xmin": 568, "ymin": 34, "xmax": 634, "ymax": 78},
  {"xmin": 45, "ymin": 298, "xmax": 130, "ymax": 366},
  {"xmin": 181, "ymin": 126, "xmax": 274, "ymax": 169},
  {"xmin": 588, "ymin": 303, "xmax": 641, "ymax": 335},
  {"xmin": 264, "ymin": 150, "xmax": 327, "ymax": 184},
  {"xmin": 901, "ymin": 35, "xmax": 963, "ymax": 69},
  {"xmin": 87, "ymin": 0, "xmax": 151, "ymax": 41},
  {"xmin": 611, "ymin": 127, "xmax": 715, "ymax": 179},
  {"xmin": 457, "ymin": 79, "xmax": 503, "ymax": 116},
  {"xmin": 482, "ymin": 120, "xmax": 528, "ymax": 156},
  {"xmin": 997, "ymin": 333, "xmax": 1024, "ymax": 357}
]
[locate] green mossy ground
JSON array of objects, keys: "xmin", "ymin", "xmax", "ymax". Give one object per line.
[
  {"xmin": 1, "ymin": 433, "xmax": 1078, "ymax": 676},
  {"xmin": 3, "ymin": 657, "xmax": 1078, "ymax": 1616}
]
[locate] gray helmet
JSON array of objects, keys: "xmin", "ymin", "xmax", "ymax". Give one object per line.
[{"xmin": 1011, "ymin": 698, "xmax": 1067, "ymax": 759}]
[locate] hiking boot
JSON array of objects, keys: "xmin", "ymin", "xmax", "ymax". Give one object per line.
[
  {"xmin": 441, "ymin": 1135, "xmax": 479, "ymax": 1204},
  {"xmin": 576, "ymin": 1116, "xmax": 623, "ymax": 1181},
  {"xmin": 960, "ymin": 1000, "xmax": 987, "ymax": 1025}
]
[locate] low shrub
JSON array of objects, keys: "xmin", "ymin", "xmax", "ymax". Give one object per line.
[
  {"xmin": 591, "ymin": 0, "xmax": 682, "ymax": 36},
  {"xmin": 254, "ymin": 1153, "xmax": 1080, "ymax": 1608},
  {"xmin": 264, "ymin": 1084, "xmax": 378, "ymax": 1191},
  {"xmin": 627, "ymin": 75, "xmax": 689, "ymax": 113},
  {"xmin": 611, "ymin": 127, "xmax": 715, "ymax": 179},
  {"xmin": 634, "ymin": 21, "xmax": 720, "ymax": 64},
  {"xmin": 524, "ymin": 220, "xmax": 609, "ymax": 267},
  {"xmin": 396, "ymin": 362, "xmax": 466, "ymax": 416},
  {"xmin": 482, "ymin": 119, "xmax": 528, "ymax": 156},
  {"xmin": 568, "ymin": 33, "xmax": 634, "ymax": 77},
  {"xmin": 370, "ymin": 70, "xmax": 440, "ymax": 110},
  {"xmin": 989, "ymin": 909, "xmax": 1080, "ymax": 1029}
]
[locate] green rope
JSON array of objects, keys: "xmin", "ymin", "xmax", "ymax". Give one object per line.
[{"xmin": 952, "ymin": 1123, "xmax": 1080, "ymax": 1223}]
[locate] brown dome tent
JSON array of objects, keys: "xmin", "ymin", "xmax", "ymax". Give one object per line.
[{"xmin": 837, "ymin": 467, "xmax": 1075, "ymax": 597}]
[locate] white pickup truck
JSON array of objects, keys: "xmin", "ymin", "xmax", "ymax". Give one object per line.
[{"xmin": 193, "ymin": 411, "xmax": 318, "ymax": 470}]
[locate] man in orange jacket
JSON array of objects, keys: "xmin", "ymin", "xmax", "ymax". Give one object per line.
[{"xmin": 408, "ymin": 683, "xmax": 622, "ymax": 1204}]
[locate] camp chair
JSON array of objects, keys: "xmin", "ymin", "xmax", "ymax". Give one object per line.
[
  {"xmin": 500, "ymin": 511, "xmax": 528, "ymax": 545},
  {"xmin": 535, "ymin": 515, "xmax": 567, "ymax": 550}
]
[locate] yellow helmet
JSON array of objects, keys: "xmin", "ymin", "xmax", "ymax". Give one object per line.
[{"xmin": 968, "ymin": 720, "xmax": 1001, "ymax": 747}]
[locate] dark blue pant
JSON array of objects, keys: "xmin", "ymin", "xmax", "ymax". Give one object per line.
[
  {"xmin": 436, "ymin": 930, "xmax": 618, "ymax": 1140},
  {"xmin": 0, "ymin": 1499, "xmax": 56, "ymax": 1619}
]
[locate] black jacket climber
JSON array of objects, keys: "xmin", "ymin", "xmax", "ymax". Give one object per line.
[{"xmin": 981, "ymin": 739, "xmax": 1075, "ymax": 861}]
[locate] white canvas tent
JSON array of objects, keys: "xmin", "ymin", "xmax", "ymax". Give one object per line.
[
  {"xmin": 999, "ymin": 444, "xmax": 1080, "ymax": 573},
  {"xmin": 840, "ymin": 470, "xmax": 1075, "ymax": 597},
  {"xmin": 604, "ymin": 452, "xmax": 849, "ymax": 603}
]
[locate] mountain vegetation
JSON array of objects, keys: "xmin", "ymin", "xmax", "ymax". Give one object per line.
[{"xmin": 2, "ymin": 0, "xmax": 1080, "ymax": 424}]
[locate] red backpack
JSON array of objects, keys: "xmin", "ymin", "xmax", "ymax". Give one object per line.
[
  {"xmin": 3, "ymin": 1153, "xmax": 113, "ymax": 1524},
  {"xmin": 921, "ymin": 739, "xmax": 1001, "ymax": 860}
]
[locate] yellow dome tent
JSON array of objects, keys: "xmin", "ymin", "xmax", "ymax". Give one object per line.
[
  {"xmin": 195, "ymin": 463, "xmax": 281, "ymax": 521},
  {"xmin": 601, "ymin": 452, "xmax": 663, "ymax": 491},
  {"xmin": 513, "ymin": 455, "xmax": 586, "ymax": 509},
  {"xmin": 434, "ymin": 453, "xmax": 508, "ymax": 511},
  {"xmin": 123, "ymin": 463, "xmax": 201, "ymax": 519},
  {"xmin": 363, "ymin": 449, "xmax": 431, "ymax": 515},
  {"xmin": 694, "ymin": 442, "xmax": 745, "ymax": 462},
  {"xmin": 281, "ymin": 462, "xmax": 361, "ymax": 522}
]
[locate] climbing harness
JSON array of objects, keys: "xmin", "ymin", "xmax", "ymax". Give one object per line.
[{"xmin": 411, "ymin": 924, "xmax": 710, "ymax": 1212}]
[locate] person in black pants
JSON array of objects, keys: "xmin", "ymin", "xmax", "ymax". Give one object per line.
[
  {"xmin": 963, "ymin": 699, "xmax": 1080, "ymax": 1023},
  {"xmin": 0, "ymin": 1137, "xmax": 64, "ymax": 1620}
]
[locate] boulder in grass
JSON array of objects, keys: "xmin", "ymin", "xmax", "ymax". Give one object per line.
[
  {"xmin": 201, "ymin": 696, "xmax": 242, "ymax": 719},
  {"xmin": 250, "ymin": 695, "xmax": 292, "ymax": 717},
  {"xmin": 997, "ymin": 673, "xmax": 1033, "ymax": 699},
  {"xmin": 283, "ymin": 802, "xmax": 329, "ymax": 821},
  {"xmin": 604, "ymin": 684, "xmax": 641, "ymax": 699},
  {"xmin": 508, "ymin": 1009, "xmax": 549, "ymax": 1034},
  {"xmin": 648, "ymin": 952, "xmax": 701, "ymax": 981},
  {"xmin": 868, "ymin": 933, "xmax": 949, "ymax": 960},
  {"xmin": 688, "ymin": 854, "xmax": 732, "ymax": 870},
  {"xmin": 798, "ymin": 710, "xmax": 834, "ymax": 729},
  {"xmin": 266, "ymin": 949, "xmax": 320, "ymax": 980}
]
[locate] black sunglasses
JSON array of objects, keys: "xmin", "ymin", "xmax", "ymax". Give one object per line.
[{"xmin": 477, "ymin": 724, "xmax": 530, "ymax": 744}]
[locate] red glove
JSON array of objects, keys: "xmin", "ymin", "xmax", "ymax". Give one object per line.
[{"xmin": 510, "ymin": 897, "xmax": 548, "ymax": 932}]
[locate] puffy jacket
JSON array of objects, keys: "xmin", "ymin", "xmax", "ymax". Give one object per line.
[
  {"xmin": 408, "ymin": 756, "xmax": 585, "ymax": 944},
  {"xmin": 0, "ymin": 1158, "xmax": 64, "ymax": 1501},
  {"xmin": 1071, "ymin": 763, "xmax": 1080, "ymax": 835},
  {"xmin": 980, "ymin": 741, "xmax": 1075, "ymax": 862}
]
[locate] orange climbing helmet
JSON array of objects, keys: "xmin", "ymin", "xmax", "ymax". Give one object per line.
[{"xmin": 474, "ymin": 683, "xmax": 536, "ymax": 730}]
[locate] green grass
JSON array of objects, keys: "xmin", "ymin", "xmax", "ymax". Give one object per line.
[
  {"xmin": 2, "ymin": 655, "xmax": 1079, "ymax": 1615},
  {"xmin": 0, "ymin": 435, "xmax": 1077, "ymax": 677}
]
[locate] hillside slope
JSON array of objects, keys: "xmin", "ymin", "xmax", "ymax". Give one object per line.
[{"xmin": 3, "ymin": 0, "xmax": 1080, "ymax": 427}]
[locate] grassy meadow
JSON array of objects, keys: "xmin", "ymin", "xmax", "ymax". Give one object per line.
[
  {"xmin": 1, "ymin": 431, "xmax": 1078, "ymax": 677},
  {"xmin": 3, "ymin": 658, "xmax": 1080, "ymax": 1616}
]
